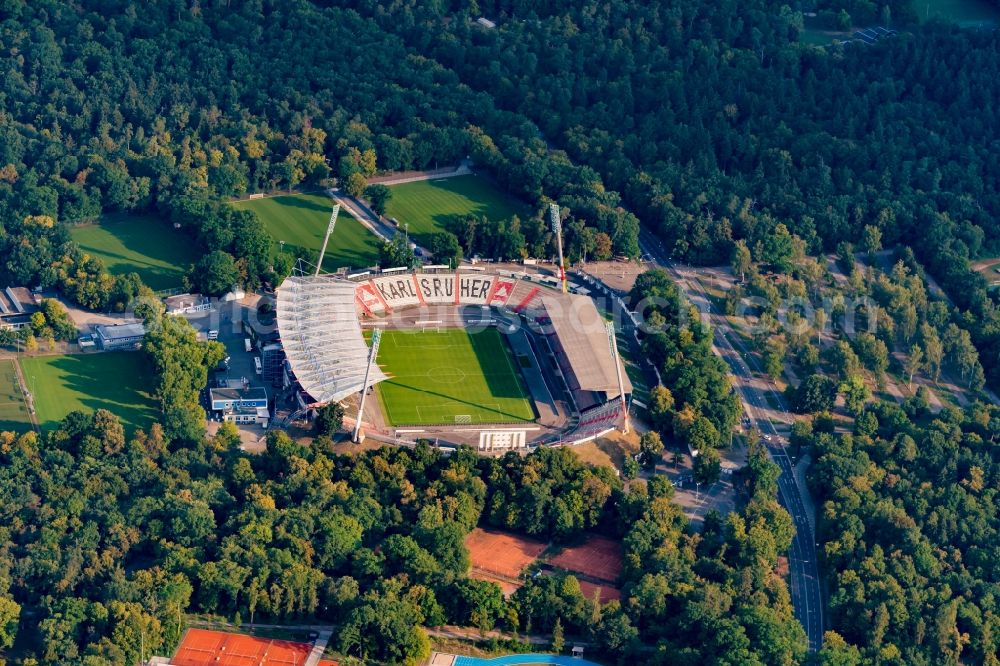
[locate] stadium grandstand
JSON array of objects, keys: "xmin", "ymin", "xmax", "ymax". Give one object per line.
[
  {"xmin": 275, "ymin": 276, "xmax": 386, "ymax": 406},
  {"xmin": 274, "ymin": 267, "xmax": 632, "ymax": 449}
]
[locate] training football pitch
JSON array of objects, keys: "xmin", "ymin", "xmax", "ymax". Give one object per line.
[
  {"xmin": 383, "ymin": 175, "xmax": 526, "ymax": 247},
  {"xmin": 70, "ymin": 213, "xmax": 197, "ymax": 291},
  {"xmin": 371, "ymin": 327, "xmax": 536, "ymax": 426},
  {"xmin": 0, "ymin": 359, "xmax": 32, "ymax": 433},
  {"xmin": 232, "ymin": 193, "xmax": 380, "ymax": 271},
  {"xmin": 19, "ymin": 352, "xmax": 159, "ymax": 434}
]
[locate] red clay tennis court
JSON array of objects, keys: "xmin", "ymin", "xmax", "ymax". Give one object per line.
[
  {"xmin": 170, "ymin": 629, "xmax": 337, "ymax": 666},
  {"xmin": 465, "ymin": 528, "xmax": 548, "ymax": 580},
  {"xmin": 547, "ymin": 535, "xmax": 623, "ymax": 584}
]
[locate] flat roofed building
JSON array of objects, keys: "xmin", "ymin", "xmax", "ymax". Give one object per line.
[
  {"xmin": 94, "ymin": 322, "xmax": 146, "ymax": 350},
  {"xmin": 209, "ymin": 386, "xmax": 269, "ymax": 426},
  {"xmin": 0, "ymin": 286, "xmax": 40, "ymax": 330},
  {"xmin": 164, "ymin": 293, "xmax": 211, "ymax": 314}
]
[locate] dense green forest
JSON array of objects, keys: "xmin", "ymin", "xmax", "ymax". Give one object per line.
[
  {"xmin": 807, "ymin": 399, "xmax": 1000, "ymax": 664},
  {"xmin": 0, "ymin": 0, "xmax": 639, "ymax": 304},
  {"xmin": 0, "ymin": 408, "xmax": 803, "ymax": 664},
  {"xmin": 347, "ymin": 0, "xmax": 1000, "ymax": 389},
  {"xmin": 3, "ymin": 0, "xmax": 1000, "ymax": 663}
]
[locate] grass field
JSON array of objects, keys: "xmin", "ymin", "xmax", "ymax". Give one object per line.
[
  {"xmin": 0, "ymin": 359, "xmax": 32, "ymax": 433},
  {"xmin": 19, "ymin": 352, "xmax": 158, "ymax": 434},
  {"xmin": 70, "ymin": 213, "xmax": 197, "ymax": 291},
  {"xmin": 232, "ymin": 193, "xmax": 380, "ymax": 271},
  {"xmin": 371, "ymin": 327, "xmax": 536, "ymax": 426},
  {"xmin": 383, "ymin": 175, "xmax": 527, "ymax": 247}
]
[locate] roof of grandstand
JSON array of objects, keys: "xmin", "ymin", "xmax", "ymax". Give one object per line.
[
  {"xmin": 276, "ymin": 275, "xmax": 386, "ymax": 405},
  {"xmin": 542, "ymin": 294, "xmax": 633, "ymax": 398}
]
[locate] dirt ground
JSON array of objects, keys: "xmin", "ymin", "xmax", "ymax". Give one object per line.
[
  {"xmin": 570, "ymin": 429, "xmax": 640, "ymax": 470},
  {"xmin": 578, "ymin": 260, "xmax": 647, "ymax": 294}
]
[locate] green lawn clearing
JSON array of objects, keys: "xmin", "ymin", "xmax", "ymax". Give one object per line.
[
  {"xmin": 19, "ymin": 352, "xmax": 159, "ymax": 434},
  {"xmin": 0, "ymin": 359, "xmax": 32, "ymax": 433},
  {"xmin": 383, "ymin": 175, "xmax": 527, "ymax": 247},
  {"xmin": 70, "ymin": 213, "xmax": 196, "ymax": 291},
  {"xmin": 232, "ymin": 193, "xmax": 380, "ymax": 272},
  {"xmin": 371, "ymin": 327, "xmax": 536, "ymax": 426}
]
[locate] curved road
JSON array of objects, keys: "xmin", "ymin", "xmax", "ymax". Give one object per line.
[{"xmin": 637, "ymin": 229, "xmax": 824, "ymax": 651}]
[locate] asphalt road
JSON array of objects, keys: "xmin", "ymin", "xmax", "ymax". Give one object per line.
[{"xmin": 637, "ymin": 229, "xmax": 824, "ymax": 652}]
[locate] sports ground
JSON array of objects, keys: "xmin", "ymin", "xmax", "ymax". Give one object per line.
[
  {"xmin": 371, "ymin": 327, "xmax": 536, "ymax": 426},
  {"xmin": 19, "ymin": 352, "xmax": 158, "ymax": 434},
  {"xmin": 384, "ymin": 175, "xmax": 526, "ymax": 246},
  {"xmin": 70, "ymin": 213, "xmax": 197, "ymax": 290},
  {"xmin": 0, "ymin": 359, "xmax": 32, "ymax": 432},
  {"xmin": 232, "ymin": 192, "xmax": 380, "ymax": 271}
]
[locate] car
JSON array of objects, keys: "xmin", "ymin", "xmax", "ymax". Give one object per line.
[
  {"xmin": 207, "ymin": 329, "xmax": 219, "ymax": 340},
  {"xmin": 763, "ymin": 434, "xmax": 773, "ymax": 442}
]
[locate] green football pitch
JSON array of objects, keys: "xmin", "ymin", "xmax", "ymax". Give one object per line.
[
  {"xmin": 70, "ymin": 213, "xmax": 197, "ymax": 291},
  {"xmin": 19, "ymin": 352, "xmax": 159, "ymax": 434},
  {"xmin": 0, "ymin": 359, "xmax": 32, "ymax": 433},
  {"xmin": 383, "ymin": 175, "xmax": 527, "ymax": 247},
  {"xmin": 371, "ymin": 327, "xmax": 536, "ymax": 426},
  {"xmin": 232, "ymin": 192, "xmax": 380, "ymax": 271}
]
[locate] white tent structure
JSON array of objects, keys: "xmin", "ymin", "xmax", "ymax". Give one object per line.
[{"xmin": 276, "ymin": 275, "xmax": 386, "ymax": 405}]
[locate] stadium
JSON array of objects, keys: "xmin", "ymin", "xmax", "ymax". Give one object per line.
[{"xmin": 274, "ymin": 266, "xmax": 632, "ymax": 452}]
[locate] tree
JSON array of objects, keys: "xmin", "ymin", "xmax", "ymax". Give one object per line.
[
  {"xmin": 551, "ymin": 616, "xmax": 565, "ymax": 653},
  {"xmin": 364, "ymin": 184, "xmax": 392, "ymax": 216},
  {"xmin": 192, "ymin": 250, "xmax": 239, "ymax": 296},
  {"xmin": 905, "ymin": 344, "xmax": 923, "ymax": 388},
  {"xmin": 648, "ymin": 385, "xmax": 675, "ymax": 433},
  {"xmin": 693, "ymin": 447, "xmax": 722, "ymax": 485},
  {"xmin": 380, "ymin": 234, "xmax": 416, "ymax": 268},
  {"xmin": 687, "ymin": 416, "xmax": 721, "ymax": 451},
  {"xmin": 592, "ymin": 232, "xmax": 613, "ymax": 261},
  {"xmin": 839, "ymin": 375, "xmax": 871, "ymax": 417},
  {"xmin": 315, "ymin": 402, "xmax": 345, "ymax": 436},
  {"xmin": 429, "ymin": 231, "xmax": 462, "ymax": 267},
  {"xmin": 861, "ymin": 225, "xmax": 882, "ymax": 258},
  {"xmin": 0, "ymin": 596, "xmax": 20, "ymax": 650},
  {"xmin": 815, "ymin": 308, "xmax": 827, "ymax": 346},
  {"xmin": 731, "ymin": 239, "xmax": 752, "ymax": 283},
  {"xmin": 622, "ymin": 456, "xmax": 639, "ymax": 480},
  {"xmin": 793, "ymin": 374, "xmax": 838, "ymax": 413},
  {"xmin": 763, "ymin": 338, "xmax": 787, "ymax": 380},
  {"xmin": 639, "ymin": 431, "xmax": 664, "ymax": 468},
  {"xmin": 757, "ymin": 223, "xmax": 794, "ymax": 273},
  {"xmin": 346, "ymin": 172, "xmax": 368, "ymax": 199}
]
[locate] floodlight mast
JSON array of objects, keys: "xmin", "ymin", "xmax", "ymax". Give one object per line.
[
  {"xmin": 315, "ymin": 204, "xmax": 341, "ymax": 276},
  {"xmin": 549, "ymin": 203, "xmax": 568, "ymax": 293},
  {"xmin": 606, "ymin": 321, "xmax": 630, "ymax": 434},
  {"xmin": 352, "ymin": 327, "xmax": 382, "ymax": 442}
]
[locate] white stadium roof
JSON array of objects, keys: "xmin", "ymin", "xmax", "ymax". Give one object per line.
[{"xmin": 276, "ymin": 276, "xmax": 386, "ymax": 405}]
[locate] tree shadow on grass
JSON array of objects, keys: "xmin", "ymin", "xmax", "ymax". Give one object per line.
[
  {"xmin": 31, "ymin": 353, "xmax": 159, "ymax": 435},
  {"xmin": 272, "ymin": 195, "xmax": 331, "ymax": 213}
]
